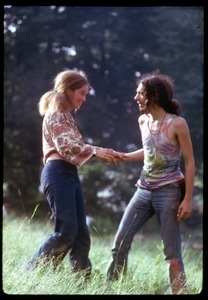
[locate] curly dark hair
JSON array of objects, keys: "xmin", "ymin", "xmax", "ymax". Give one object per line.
[{"xmin": 139, "ymin": 70, "xmax": 181, "ymax": 115}]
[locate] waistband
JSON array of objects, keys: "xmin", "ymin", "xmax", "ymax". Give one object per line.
[{"xmin": 45, "ymin": 159, "xmax": 77, "ymax": 170}]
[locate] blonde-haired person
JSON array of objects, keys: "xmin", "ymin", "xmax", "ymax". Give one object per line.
[{"xmin": 26, "ymin": 69, "xmax": 125, "ymax": 278}]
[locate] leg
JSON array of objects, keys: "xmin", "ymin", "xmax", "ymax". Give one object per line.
[
  {"xmin": 153, "ymin": 183, "xmax": 187, "ymax": 294},
  {"xmin": 27, "ymin": 161, "xmax": 79, "ymax": 270},
  {"xmin": 68, "ymin": 176, "xmax": 92, "ymax": 277},
  {"xmin": 107, "ymin": 187, "xmax": 154, "ymax": 281}
]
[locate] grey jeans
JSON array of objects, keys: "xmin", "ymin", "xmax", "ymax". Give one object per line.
[{"xmin": 107, "ymin": 182, "xmax": 185, "ymax": 283}]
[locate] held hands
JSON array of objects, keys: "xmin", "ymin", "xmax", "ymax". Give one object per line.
[{"xmin": 96, "ymin": 148, "xmax": 127, "ymax": 164}]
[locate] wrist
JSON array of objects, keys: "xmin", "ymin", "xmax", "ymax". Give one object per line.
[{"xmin": 92, "ymin": 148, "xmax": 97, "ymax": 157}]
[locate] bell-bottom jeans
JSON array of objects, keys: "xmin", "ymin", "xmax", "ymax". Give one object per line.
[{"xmin": 27, "ymin": 160, "xmax": 92, "ymax": 276}]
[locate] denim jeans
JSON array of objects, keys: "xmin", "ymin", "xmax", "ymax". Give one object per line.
[
  {"xmin": 107, "ymin": 183, "xmax": 186, "ymax": 289},
  {"xmin": 27, "ymin": 160, "xmax": 92, "ymax": 276}
]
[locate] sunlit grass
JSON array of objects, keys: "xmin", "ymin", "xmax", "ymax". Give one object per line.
[{"xmin": 2, "ymin": 216, "xmax": 203, "ymax": 295}]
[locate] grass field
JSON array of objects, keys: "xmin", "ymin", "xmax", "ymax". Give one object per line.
[{"xmin": 2, "ymin": 216, "xmax": 203, "ymax": 295}]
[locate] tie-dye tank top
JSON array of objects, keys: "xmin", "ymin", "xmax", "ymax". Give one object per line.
[{"xmin": 137, "ymin": 114, "xmax": 184, "ymax": 189}]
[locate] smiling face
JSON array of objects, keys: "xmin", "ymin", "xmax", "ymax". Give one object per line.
[
  {"xmin": 134, "ymin": 83, "xmax": 148, "ymax": 113},
  {"xmin": 67, "ymin": 84, "xmax": 89, "ymax": 111}
]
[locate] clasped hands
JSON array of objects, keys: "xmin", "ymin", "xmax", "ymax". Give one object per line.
[{"xmin": 96, "ymin": 148, "xmax": 127, "ymax": 164}]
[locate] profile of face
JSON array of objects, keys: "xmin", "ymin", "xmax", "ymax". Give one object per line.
[
  {"xmin": 134, "ymin": 83, "xmax": 148, "ymax": 113},
  {"xmin": 67, "ymin": 84, "xmax": 89, "ymax": 111}
]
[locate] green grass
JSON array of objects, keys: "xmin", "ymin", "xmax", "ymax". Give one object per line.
[{"xmin": 2, "ymin": 216, "xmax": 203, "ymax": 295}]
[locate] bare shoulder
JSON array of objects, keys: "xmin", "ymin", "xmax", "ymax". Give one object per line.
[
  {"xmin": 171, "ymin": 116, "xmax": 190, "ymax": 135},
  {"xmin": 172, "ymin": 115, "xmax": 189, "ymax": 128},
  {"xmin": 167, "ymin": 115, "xmax": 191, "ymax": 146},
  {"xmin": 138, "ymin": 114, "xmax": 147, "ymax": 126}
]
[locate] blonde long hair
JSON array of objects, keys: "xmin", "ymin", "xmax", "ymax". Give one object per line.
[{"xmin": 38, "ymin": 70, "xmax": 89, "ymax": 116}]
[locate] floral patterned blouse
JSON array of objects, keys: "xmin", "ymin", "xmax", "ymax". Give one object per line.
[{"xmin": 42, "ymin": 110, "xmax": 97, "ymax": 167}]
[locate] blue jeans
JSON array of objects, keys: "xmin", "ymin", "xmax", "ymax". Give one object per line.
[
  {"xmin": 27, "ymin": 160, "xmax": 92, "ymax": 276},
  {"xmin": 107, "ymin": 183, "xmax": 186, "ymax": 291}
]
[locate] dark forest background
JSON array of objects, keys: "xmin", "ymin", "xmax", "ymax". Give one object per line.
[{"xmin": 4, "ymin": 6, "xmax": 203, "ymax": 227}]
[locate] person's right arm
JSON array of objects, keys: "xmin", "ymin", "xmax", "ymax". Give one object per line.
[
  {"xmin": 118, "ymin": 148, "xmax": 144, "ymax": 162},
  {"xmin": 109, "ymin": 148, "xmax": 144, "ymax": 163},
  {"xmin": 44, "ymin": 111, "xmax": 126, "ymax": 165}
]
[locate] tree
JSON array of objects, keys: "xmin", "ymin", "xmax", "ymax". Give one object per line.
[{"xmin": 4, "ymin": 6, "xmax": 203, "ymax": 219}]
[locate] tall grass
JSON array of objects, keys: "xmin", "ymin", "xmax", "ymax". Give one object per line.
[{"xmin": 2, "ymin": 216, "xmax": 203, "ymax": 295}]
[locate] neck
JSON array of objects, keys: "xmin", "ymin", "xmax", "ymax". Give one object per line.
[
  {"xmin": 148, "ymin": 108, "xmax": 167, "ymax": 122},
  {"xmin": 148, "ymin": 110, "xmax": 167, "ymax": 134}
]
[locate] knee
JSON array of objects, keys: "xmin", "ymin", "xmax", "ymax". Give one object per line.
[{"xmin": 51, "ymin": 230, "xmax": 76, "ymax": 246}]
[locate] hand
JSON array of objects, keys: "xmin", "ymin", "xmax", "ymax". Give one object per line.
[
  {"xmin": 177, "ymin": 200, "xmax": 192, "ymax": 221},
  {"xmin": 109, "ymin": 150, "xmax": 127, "ymax": 163},
  {"xmin": 96, "ymin": 148, "xmax": 126, "ymax": 164}
]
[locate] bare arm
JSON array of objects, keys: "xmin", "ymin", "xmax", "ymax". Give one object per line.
[
  {"xmin": 103, "ymin": 148, "xmax": 144, "ymax": 163},
  {"xmin": 120, "ymin": 148, "xmax": 144, "ymax": 162},
  {"xmin": 91, "ymin": 147, "xmax": 127, "ymax": 164},
  {"xmin": 175, "ymin": 117, "xmax": 195, "ymax": 221}
]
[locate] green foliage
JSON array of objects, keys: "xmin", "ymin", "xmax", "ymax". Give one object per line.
[
  {"xmin": 2, "ymin": 217, "xmax": 203, "ymax": 295},
  {"xmin": 79, "ymin": 159, "xmax": 141, "ymax": 219},
  {"xmin": 4, "ymin": 6, "xmax": 203, "ymax": 217}
]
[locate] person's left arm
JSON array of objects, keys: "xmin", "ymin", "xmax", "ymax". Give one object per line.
[{"xmin": 175, "ymin": 117, "xmax": 195, "ymax": 221}]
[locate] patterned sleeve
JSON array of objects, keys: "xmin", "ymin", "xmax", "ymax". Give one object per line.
[{"xmin": 43, "ymin": 111, "xmax": 95, "ymax": 167}]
